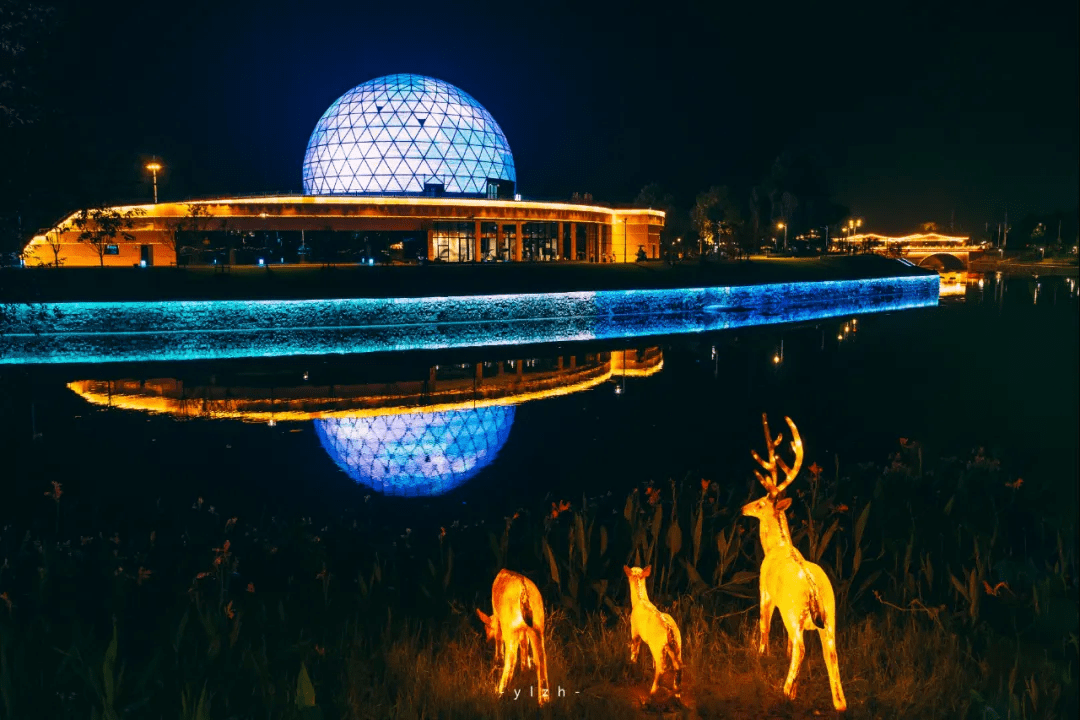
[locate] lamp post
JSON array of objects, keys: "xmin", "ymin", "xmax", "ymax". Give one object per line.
[
  {"xmin": 623, "ymin": 217, "xmax": 627, "ymax": 263},
  {"xmin": 777, "ymin": 221, "xmax": 787, "ymax": 252},
  {"xmin": 145, "ymin": 162, "xmax": 162, "ymax": 204}
]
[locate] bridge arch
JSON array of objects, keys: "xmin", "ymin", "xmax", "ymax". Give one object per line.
[{"xmin": 917, "ymin": 252, "xmax": 966, "ymax": 271}]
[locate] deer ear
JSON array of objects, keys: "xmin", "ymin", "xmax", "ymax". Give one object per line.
[
  {"xmin": 642, "ymin": 565, "xmax": 652, "ymax": 578},
  {"xmin": 623, "ymin": 565, "xmax": 632, "ymax": 578},
  {"xmin": 776, "ymin": 497, "xmax": 793, "ymax": 511},
  {"xmin": 476, "ymin": 609, "xmax": 491, "ymax": 627}
]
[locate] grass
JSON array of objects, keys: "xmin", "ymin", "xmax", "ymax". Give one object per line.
[
  {"xmin": 0, "ymin": 254, "xmax": 932, "ymax": 303},
  {"xmin": 0, "ymin": 440, "xmax": 1075, "ymax": 719}
]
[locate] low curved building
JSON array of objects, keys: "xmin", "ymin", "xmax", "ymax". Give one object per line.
[{"xmin": 24, "ymin": 74, "xmax": 663, "ymax": 267}]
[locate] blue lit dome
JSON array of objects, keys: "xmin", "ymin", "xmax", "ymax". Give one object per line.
[
  {"xmin": 302, "ymin": 74, "xmax": 516, "ymax": 196},
  {"xmin": 313, "ymin": 406, "xmax": 516, "ymax": 497}
]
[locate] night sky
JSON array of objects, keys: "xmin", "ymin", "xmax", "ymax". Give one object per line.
[{"xmin": 5, "ymin": 0, "xmax": 1078, "ymax": 235}]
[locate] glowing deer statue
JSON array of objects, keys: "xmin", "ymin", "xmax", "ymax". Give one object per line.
[
  {"xmin": 741, "ymin": 414, "xmax": 847, "ymax": 712},
  {"xmin": 624, "ymin": 565, "xmax": 683, "ymax": 699},
  {"xmin": 476, "ymin": 569, "xmax": 550, "ymax": 705}
]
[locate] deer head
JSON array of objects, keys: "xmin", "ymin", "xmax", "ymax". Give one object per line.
[
  {"xmin": 741, "ymin": 414, "xmax": 804, "ymax": 551},
  {"xmin": 475, "ymin": 608, "xmax": 501, "ymax": 644},
  {"xmin": 623, "ymin": 564, "xmax": 652, "ymax": 603}
]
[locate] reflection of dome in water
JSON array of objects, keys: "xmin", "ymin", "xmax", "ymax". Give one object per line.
[{"xmin": 314, "ymin": 406, "xmax": 515, "ymax": 496}]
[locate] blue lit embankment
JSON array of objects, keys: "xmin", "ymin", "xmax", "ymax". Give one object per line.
[{"xmin": 0, "ymin": 274, "xmax": 938, "ymax": 364}]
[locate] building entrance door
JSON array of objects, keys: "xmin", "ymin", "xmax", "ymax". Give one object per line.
[{"xmin": 140, "ymin": 245, "xmax": 154, "ymax": 267}]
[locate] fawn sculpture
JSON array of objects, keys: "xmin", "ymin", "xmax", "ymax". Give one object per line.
[
  {"xmin": 476, "ymin": 569, "xmax": 550, "ymax": 705},
  {"xmin": 741, "ymin": 414, "xmax": 847, "ymax": 712},
  {"xmin": 624, "ymin": 565, "xmax": 683, "ymax": 699}
]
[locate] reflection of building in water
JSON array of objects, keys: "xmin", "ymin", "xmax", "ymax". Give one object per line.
[
  {"xmin": 68, "ymin": 348, "xmax": 662, "ymax": 496},
  {"xmin": 315, "ymin": 408, "xmax": 515, "ymax": 496}
]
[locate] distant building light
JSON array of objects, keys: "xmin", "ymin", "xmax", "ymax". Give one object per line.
[
  {"xmin": 258, "ymin": 258, "xmax": 265, "ymax": 266},
  {"xmin": 514, "ymin": 194, "xmax": 522, "ymax": 201},
  {"xmin": 368, "ymin": 258, "xmax": 375, "ymax": 266},
  {"xmin": 140, "ymin": 260, "xmax": 146, "ymax": 268}
]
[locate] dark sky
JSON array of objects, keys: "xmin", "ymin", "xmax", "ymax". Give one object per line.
[{"xmin": 9, "ymin": 0, "xmax": 1079, "ymax": 234}]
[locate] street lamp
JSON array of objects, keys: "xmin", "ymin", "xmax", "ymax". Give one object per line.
[
  {"xmin": 145, "ymin": 162, "xmax": 162, "ymax": 204},
  {"xmin": 623, "ymin": 217, "xmax": 627, "ymax": 263},
  {"xmin": 777, "ymin": 221, "xmax": 787, "ymax": 252}
]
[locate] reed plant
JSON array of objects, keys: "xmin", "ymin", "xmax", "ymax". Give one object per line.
[{"xmin": 0, "ymin": 441, "xmax": 1075, "ymax": 718}]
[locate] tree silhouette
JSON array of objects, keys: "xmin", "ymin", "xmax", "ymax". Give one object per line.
[
  {"xmin": 168, "ymin": 203, "xmax": 211, "ymax": 266},
  {"xmin": 72, "ymin": 206, "xmax": 146, "ymax": 266},
  {"xmin": 41, "ymin": 225, "xmax": 62, "ymax": 266}
]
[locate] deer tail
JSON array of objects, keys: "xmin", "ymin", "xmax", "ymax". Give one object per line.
[
  {"xmin": 664, "ymin": 624, "xmax": 681, "ymax": 669},
  {"xmin": 806, "ymin": 572, "xmax": 826, "ymax": 629}
]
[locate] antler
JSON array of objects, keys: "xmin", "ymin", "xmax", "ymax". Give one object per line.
[{"xmin": 750, "ymin": 414, "xmax": 804, "ymax": 496}]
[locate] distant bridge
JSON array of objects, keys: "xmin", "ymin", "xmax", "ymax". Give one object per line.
[{"xmin": 835, "ymin": 233, "xmax": 982, "ymax": 270}]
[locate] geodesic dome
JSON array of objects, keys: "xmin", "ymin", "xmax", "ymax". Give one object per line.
[
  {"xmin": 313, "ymin": 406, "xmax": 516, "ymax": 496},
  {"xmin": 302, "ymin": 74, "xmax": 516, "ymax": 196}
]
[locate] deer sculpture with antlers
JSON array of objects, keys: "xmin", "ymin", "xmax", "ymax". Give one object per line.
[
  {"xmin": 741, "ymin": 414, "xmax": 847, "ymax": 712},
  {"xmin": 476, "ymin": 569, "xmax": 550, "ymax": 705}
]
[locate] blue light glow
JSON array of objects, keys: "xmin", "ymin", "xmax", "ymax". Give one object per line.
[
  {"xmin": 0, "ymin": 275, "xmax": 938, "ymax": 365},
  {"xmin": 302, "ymin": 74, "xmax": 515, "ymax": 196},
  {"xmin": 314, "ymin": 406, "xmax": 515, "ymax": 496}
]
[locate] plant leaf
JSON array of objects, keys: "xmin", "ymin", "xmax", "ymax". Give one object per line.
[
  {"xmin": 726, "ymin": 570, "xmax": 758, "ymax": 585},
  {"xmin": 813, "ymin": 519, "xmax": 841, "ymax": 563},
  {"xmin": 296, "ymin": 663, "xmax": 316, "ymax": 708},
  {"xmin": 542, "ymin": 539, "xmax": 560, "ymax": 588},
  {"xmin": 854, "ymin": 502, "xmax": 871, "ymax": 547},
  {"xmin": 666, "ymin": 517, "xmax": 683, "ymax": 559}
]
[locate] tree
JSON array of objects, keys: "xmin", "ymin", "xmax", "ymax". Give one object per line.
[
  {"xmin": 168, "ymin": 203, "xmax": 210, "ymax": 266},
  {"xmin": 72, "ymin": 206, "xmax": 146, "ymax": 266},
  {"xmin": 761, "ymin": 148, "xmax": 837, "ymax": 235},
  {"xmin": 42, "ymin": 225, "xmax": 62, "ymax": 266},
  {"xmin": 692, "ymin": 186, "xmax": 742, "ymax": 258},
  {"xmin": 0, "ymin": 1, "xmax": 54, "ymax": 256},
  {"xmin": 0, "ymin": 0, "xmax": 53, "ymax": 126}
]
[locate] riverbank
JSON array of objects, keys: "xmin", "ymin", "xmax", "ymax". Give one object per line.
[{"xmin": 1, "ymin": 255, "xmax": 932, "ymax": 303}]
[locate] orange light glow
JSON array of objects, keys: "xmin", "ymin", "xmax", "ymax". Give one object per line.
[
  {"xmin": 145, "ymin": 162, "xmax": 162, "ymax": 172},
  {"xmin": 476, "ymin": 569, "xmax": 550, "ymax": 705},
  {"xmin": 839, "ymin": 231, "xmax": 970, "ymax": 244},
  {"xmin": 624, "ymin": 565, "xmax": 683, "ymax": 699},
  {"xmin": 67, "ymin": 361, "xmax": 643, "ymax": 423},
  {"xmin": 741, "ymin": 414, "xmax": 847, "ymax": 711}
]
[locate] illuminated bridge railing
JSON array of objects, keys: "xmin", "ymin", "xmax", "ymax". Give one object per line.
[{"xmin": 0, "ymin": 274, "xmax": 938, "ymax": 365}]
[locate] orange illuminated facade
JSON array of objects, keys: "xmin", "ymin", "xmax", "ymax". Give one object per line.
[{"xmin": 23, "ymin": 195, "xmax": 664, "ymax": 267}]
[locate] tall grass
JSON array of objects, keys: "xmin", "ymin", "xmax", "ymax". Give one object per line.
[{"xmin": 0, "ymin": 441, "xmax": 1075, "ymax": 718}]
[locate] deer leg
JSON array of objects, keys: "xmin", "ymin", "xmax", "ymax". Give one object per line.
[
  {"xmin": 629, "ymin": 632, "xmax": 641, "ymax": 663},
  {"xmin": 786, "ymin": 635, "xmax": 793, "ymax": 658},
  {"xmin": 529, "ymin": 628, "xmax": 550, "ymax": 706},
  {"xmin": 782, "ymin": 625, "xmax": 805, "ymax": 700},
  {"xmin": 496, "ymin": 634, "xmax": 519, "ymax": 697},
  {"xmin": 821, "ymin": 625, "xmax": 847, "ymax": 712},
  {"xmin": 667, "ymin": 644, "xmax": 682, "ymax": 699},
  {"xmin": 519, "ymin": 634, "xmax": 532, "ymax": 670},
  {"xmin": 758, "ymin": 591, "xmax": 775, "ymax": 655},
  {"xmin": 649, "ymin": 643, "xmax": 665, "ymax": 696}
]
